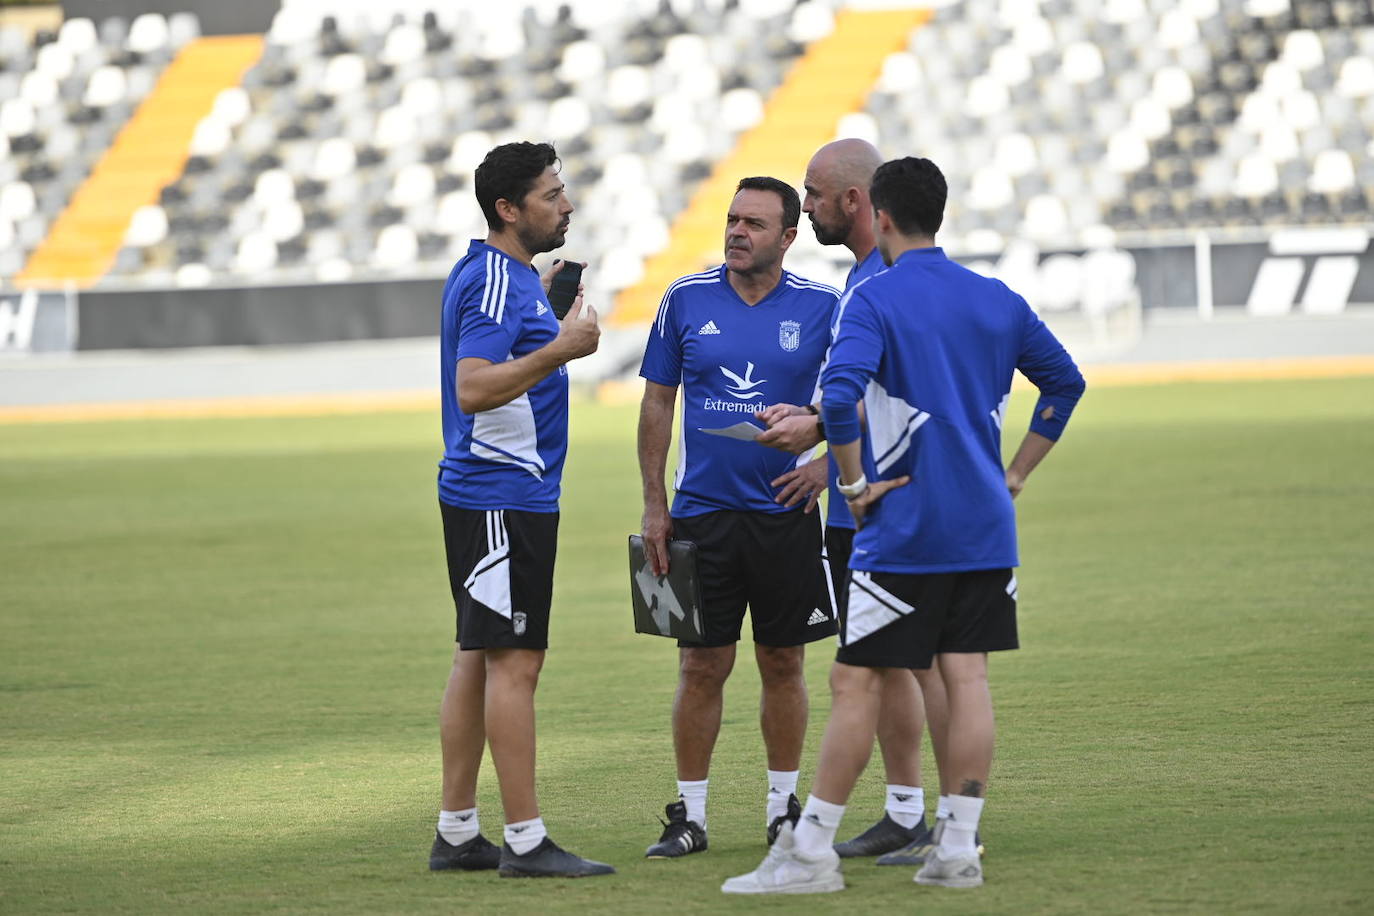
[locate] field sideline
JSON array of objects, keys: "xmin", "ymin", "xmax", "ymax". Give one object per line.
[{"xmin": 2, "ymin": 376, "xmax": 1372, "ymax": 914}]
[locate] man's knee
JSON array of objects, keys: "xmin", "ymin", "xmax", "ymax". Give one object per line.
[
  {"xmin": 486, "ymin": 648, "xmax": 545, "ymax": 690},
  {"xmin": 755, "ymin": 644, "xmax": 805, "ymax": 687},
  {"xmin": 937, "ymin": 651, "xmax": 988, "ymax": 689},
  {"xmin": 679, "ymin": 646, "xmax": 734, "ymax": 691},
  {"xmin": 828, "ymin": 660, "xmax": 883, "ymax": 699}
]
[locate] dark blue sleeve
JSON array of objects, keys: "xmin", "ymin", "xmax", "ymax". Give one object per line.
[
  {"xmin": 1015, "ymin": 294, "xmax": 1086, "ymax": 440},
  {"xmin": 639, "ymin": 286, "xmax": 683, "ymax": 386},
  {"xmin": 820, "ymin": 290, "xmax": 883, "ymax": 445}
]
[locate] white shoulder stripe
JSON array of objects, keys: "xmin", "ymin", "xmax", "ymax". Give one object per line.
[
  {"xmin": 785, "ymin": 276, "xmax": 841, "ymax": 297},
  {"xmin": 477, "ymin": 251, "xmax": 510, "ymax": 324},
  {"xmin": 493, "ymin": 257, "xmax": 509, "ymax": 325},
  {"xmin": 656, "ymin": 273, "xmax": 720, "ymax": 337},
  {"xmin": 479, "ymin": 252, "xmax": 496, "ymax": 319}
]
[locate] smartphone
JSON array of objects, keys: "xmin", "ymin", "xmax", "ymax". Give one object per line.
[{"xmin": 547, "ymin": 261, "xmax": 584, "ymax": 319}]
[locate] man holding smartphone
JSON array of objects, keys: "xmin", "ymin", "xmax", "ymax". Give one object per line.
[
  {"xmin": 637, "ymin": 177, "xmax": 839, "ymax": 859},
  {"xmin": 429, "ymin": 141, "xmax": 613, "ymax": 879}
]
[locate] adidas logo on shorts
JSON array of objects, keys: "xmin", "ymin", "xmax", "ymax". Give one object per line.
[
  {"xmin": 698, "ymin": 320, "xmax": 721, "ymax": 335},
  {"xmin": 807, "ymin": 608, "xmax": 828, "ymax": 625}
]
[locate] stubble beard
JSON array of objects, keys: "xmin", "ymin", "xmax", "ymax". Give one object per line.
[{"xmin": 518, "ymin": 223, "xmax": 567, "ymax": 256}]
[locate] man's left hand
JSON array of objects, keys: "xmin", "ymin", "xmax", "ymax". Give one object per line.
[
  {"xmin": 540, "ymin": 259, "xmax": 587, "ymax": 296},
  {"xmin": 848, "ymin": 476, "xmax": 911, "ymax": 529},
  {"xmin": 771, "ymin": 459, "xmax": 827, "ymax": 513}
]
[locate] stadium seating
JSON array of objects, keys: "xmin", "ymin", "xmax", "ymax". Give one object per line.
[
  {"xmin": 100, "ymin": 0, "xmax": 814, "ymax": 314},
  {"xmin": 863, "ymin": 0, "xmax": 1374, "ymax": 253},
  {"xmin": 0, "ymin": 13, "xmax": 197, "ymax": 280},
  {"xmin": 3, "ymin": 0, "xmax": 1371, "ymax": 301}
]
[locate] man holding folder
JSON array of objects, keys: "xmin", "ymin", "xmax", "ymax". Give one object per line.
[{"xmin": 636, "ymin": 176, "xmax": 838, "ymax": 858}]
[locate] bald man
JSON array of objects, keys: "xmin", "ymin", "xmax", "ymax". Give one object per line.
[{"xmin": 756, "ymin": 139, "xmax": 954, "ymax": 866}]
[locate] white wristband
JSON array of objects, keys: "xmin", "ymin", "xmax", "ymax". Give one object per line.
[{"xmin": 836, "ymin": 474, "xmax": 868, "ymax": 500}]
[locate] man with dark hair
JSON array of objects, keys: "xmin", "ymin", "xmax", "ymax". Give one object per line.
[
  {"xmin": 724, "ymin": 156, "xmax": 1084, "ymax": 894},
  {"xmin": 637, "ymin": 176, "xmax": 839, "ymax": 859},
  {"xmin": 429, "ymin": 141, "xmax": 613, "ymax": 879},
  {"xmin": 757, "ymin": 139, "xmax": 954, "ymax": 866}
]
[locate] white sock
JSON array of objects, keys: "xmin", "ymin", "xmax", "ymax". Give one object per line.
[
  {"xmin": 885, "ymin": 784, "xmax": 924, "ymax": 829},
  {"xmin": 939, "ymin": 794, "xmax": 984, "ymax": 855},
  {"xmin": 437, "ymin": 807, "xmax": 479, "ymax": 846},
  {"xmin": 766, "ymin": 769, "xmax": 799, "ymax": 825},
  {"xmin": 936, "ymin": 794, "xmax": 953, "ymax": 823},
  {"xmin": 677, "ymin": 778, "xmax": 708, "ymax": 828},
  {"xmin": 504, "ymin": 816, "xmax": 547, "ymax": 855},
  {"xmin": 793, "ymin": 795, "xmax": 846, "ymax": 858}
]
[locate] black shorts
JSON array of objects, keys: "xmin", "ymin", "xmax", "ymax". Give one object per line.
[
  {"xmin": 836, "ymin": 568, "xmax": 1018, "ymax": 669},
  {"xmin": 824, "ymin": 524, "xmax": 855, "ymax": 618},
  {"xmin": 440, "ymin": 502, "xmax": 558, "ymax": 651},
  {"xmin": 672, "ymin": 508, "xmax": 837, "ymax": 648}
]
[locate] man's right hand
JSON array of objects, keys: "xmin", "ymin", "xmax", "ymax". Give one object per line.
[
  {"xmin": 641, "ymin": 504, "xmax": 673, "ymax": 576},
  {"xmin": 757, "ymin": 413, "xmax": 824, "ymax": 454},
  {"xmin": 555, "ymin": 296, "xmax": 600, "ymax": 361}
]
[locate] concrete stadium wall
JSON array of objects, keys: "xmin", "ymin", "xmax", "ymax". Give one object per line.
[
  {"xmin": 76, "ymin": 277, "xmax": 443, "ymax": 350},
  {"xmin": 4, "ymin": 235, "xmax": 1367, "ymax": 353}
]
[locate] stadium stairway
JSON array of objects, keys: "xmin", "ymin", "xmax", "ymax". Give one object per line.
[
  {"xmin": 16, "ymin": 35, "xmax": 263, "ymax": 288},
  {"xmin": 608, "ymin": 6, "xmax": 931, "ymax": 327}
]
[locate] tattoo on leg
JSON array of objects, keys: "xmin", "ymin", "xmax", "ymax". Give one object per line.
[{"xmin": 960, "ymin": 779, "xmax": 985, "ymax": 798}]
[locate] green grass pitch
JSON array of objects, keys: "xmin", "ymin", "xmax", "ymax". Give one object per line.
[{"xmin": 2, "ymin": 376, "xmax": 1372, "ymax": 914}]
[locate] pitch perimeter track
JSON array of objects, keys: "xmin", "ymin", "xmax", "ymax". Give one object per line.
[{"xmin": 1, "ymin": 355, "xmax": 1371, "ymax": 425}]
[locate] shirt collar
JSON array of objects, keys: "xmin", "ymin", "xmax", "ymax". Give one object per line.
[{"xmin": 893, "ymin": 246, "xmax": 946, "ymax": 266}]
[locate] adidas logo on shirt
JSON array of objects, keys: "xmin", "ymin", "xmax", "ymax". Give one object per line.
[
  {"xmin": 807, "ymin": 609, "xmax": 828, "ymax": 625},
  {"xmin": 698, "ymin": 320, "xmax": 721, "ymax": 335},
  {"xmin": 535, "ymin": 301, "xmax": 549, "ymax": 316}
]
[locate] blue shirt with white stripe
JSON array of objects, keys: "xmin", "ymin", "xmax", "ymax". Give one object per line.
[
  {"xmin": 438, "ymin": 240, "xmax": 568, "ymax": 512},
  {"xmin": 824, "ymin": 246, "xmax": 886, "ymax": 531},
  {"xmin": 641, "ymin": 265, "xmax": 838, "ymax": 517},
  {"xmin": 820, "ymin": 247, "xmax": 1085, "ymax": 573}
]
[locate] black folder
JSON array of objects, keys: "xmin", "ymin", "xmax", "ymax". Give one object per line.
[{"xmin": 628, "ymin": 535, "xmax": 705, "ymax": 641}]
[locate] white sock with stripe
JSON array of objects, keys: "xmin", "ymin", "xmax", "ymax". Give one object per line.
[
  {"xmin": 677, "ymin": 779, "xmax": 708, "ymax": 828},
  {"xmin": 766, "ymin": 769, "xmax": 798, "ymax": 826},
  {"xmin": 437, "ymin": 808, "xmax": 479, "ymax": 846},
  {"xmin": 504, "ymin": 816, "xmax": 547, "ymax": 856},
  {"xmin": 939, "ymin": 794, "xmax": 984, "ymax": 855},
  {"xmin": 792, "ymin": 795, "xmax": 845, "ymax": 858},
  {"xmin": 885, "ymin": 784, "xmax": 924, "ymax": 829}
]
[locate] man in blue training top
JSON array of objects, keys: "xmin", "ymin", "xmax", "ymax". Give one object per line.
[
  {"xmin": 759, "ymin": 138, "xmax": 955, "ymax": 864},
  {"xmin": 429, "ymin": 141, "xmax": 612, "ymax": 879},
  {"xmin": 638, "ymin": 176, "xmax": 840, "ymax": 859},
  {"xmin": 724, "ymin": 157, "xmax": 1085, "ymax": 894}
]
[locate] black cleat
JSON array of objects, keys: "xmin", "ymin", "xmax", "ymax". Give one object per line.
[
  {"xmin": 646, "ymin": 800, "xmax": 708, "ymax": 858},
  {"xmin": 428, "ymin": 830, "xmax": 501, "ymax": 871},
  {"xmin": 877, "ymin": 822, "xmax": 983, "ymax": 866},
  {"xmin": 835, "ymin": 813, "xmax": 929, "ymax": 858},
  {"xmin": 766, "ymin": 792, "xmax": 802, "ymax": 846},
  {"xmin": 498, "ymin": 837, "xmax": 615, "ymax": 878}
]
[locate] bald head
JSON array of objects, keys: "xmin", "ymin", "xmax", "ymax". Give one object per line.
[
  {"xmin": 803, "ymin": 139, "xmax": 883, "ymax": 248},
  {"xmin": 808, "ymin": 139, "xmax": 883, "ymax": 192}
]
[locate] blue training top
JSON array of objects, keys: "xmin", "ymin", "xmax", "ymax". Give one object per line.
[
  {"xmin": 825, "ymin": 246, "xmax": 887, "ymax": 531},
  {"xmin": 641, "ymin": 265, "xmax": 838, "ymax": 517},
  {"xmin": 821, "ymin": 247, "xmax": 1085, "ymax": 573},
  {"xmin": 438, "ymin": 240, "xmax": 569, "ymax": 512}
]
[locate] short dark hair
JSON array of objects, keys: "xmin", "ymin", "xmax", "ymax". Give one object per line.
[
  {"xmin": 475, "ymin": 142, "xmax": 559, "ymax": 231},
  {"xmin": 869, "ymin": 157, "xmax": 947, "ymax": 237},
  {"xmin": 735, "ymin": 176, "xmax": 801, "ymax": 229}
]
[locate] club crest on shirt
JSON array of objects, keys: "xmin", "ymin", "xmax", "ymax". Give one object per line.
[{"xmin": 779, "ymin": 320, "xmax": 801, "ymax": 352}]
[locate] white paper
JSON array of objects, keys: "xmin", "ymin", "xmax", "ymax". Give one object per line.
[{"xmin": 697, "ymin": 422, "xmax": 764, "ymax": 442}]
